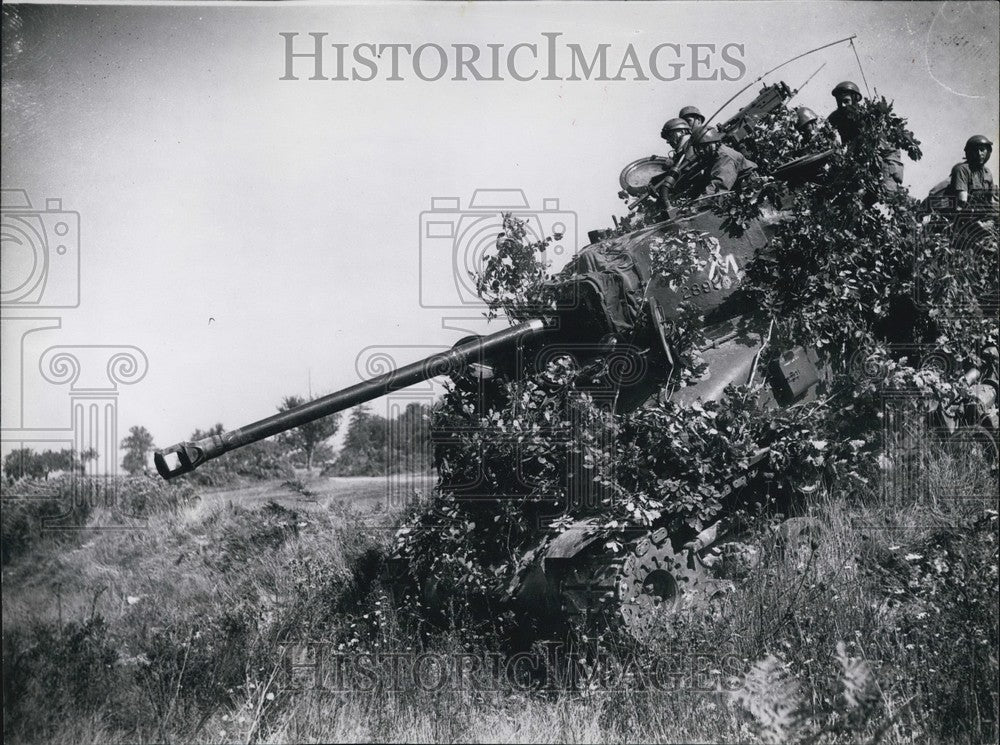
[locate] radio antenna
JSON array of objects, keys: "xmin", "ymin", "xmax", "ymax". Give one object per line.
[
  {"xmin": 628, "ymin": 36, "xmax": 856, "ymax": 212},
  {"xmin": 702, "ymin": 35, "xmax": 858, "ymax": 130},
  {"xmin": 792, "ymin": 63, "xmax": 827, "ymax": 98},
  {"xmin": 849, "ymin": 37, "xmax": 872, "ymax": 96}
]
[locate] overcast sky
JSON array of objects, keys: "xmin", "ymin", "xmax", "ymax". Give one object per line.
[{"xmin": 2, "ymin": 1, "xmax": 998, "ymax": 461}]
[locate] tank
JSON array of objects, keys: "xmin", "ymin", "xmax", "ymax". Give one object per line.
[
  {"xmin": 156, "ymin": 82, "xmax": 995, "ymax": 644},
  {"xmin": 156, "ymin": 179, "xmax": 840, "ymax": 644}
]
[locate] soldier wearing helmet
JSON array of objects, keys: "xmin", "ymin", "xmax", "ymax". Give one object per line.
[
  {"xmin": 827, "ymin": 80, "xmax": 863, "ymax": 144},
  {"xmin": 947, "ymin": 135, "xmax": 996, "ymax": 208},
  {"xmin": 827, "ymin": 80, "xmax": 905, "ymax": 191},
  {"xmin": 691, "ymin": 127, "xmax": 758, "ymax": 196},
  {"xmin": 795, "ymin": 107, "xmax": 819, "ymax": 140},
  {"xmin": 679, "ymin": 105, "xmax": 705, "ymax": 129},
  {"xmin": 661, "ymin": 117, "xmax": 692, "ymax": 155},
  {"xmin": 650, "ymin": 118, "xmax": 696, "ymax": 205}
]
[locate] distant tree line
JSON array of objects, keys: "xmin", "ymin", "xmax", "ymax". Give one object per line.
[
  {"xmin": 276, "ymin": 395, "xmax": 340, "ymax": 471},
  {"xmin": 2, "ymin": 448, "xmax": 98, "ymax": 482},
  {"xmin": 162, "ymin": 394, "xmax": 344, "ymax": 486},
  {"xmin": 324, "ymin": 402, "xmax": 433, "ymax": 476},
  {"xmin": 3, "ymin": 394, "xmax": 433, "ymax": 485}
]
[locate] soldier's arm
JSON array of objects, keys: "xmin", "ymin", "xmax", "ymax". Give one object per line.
[
  {"xmin": 950, "ymin": 163, "xmax": 970, "ymax": 206},
  {"xmin": 704, "ymin": 155, "xmax": 738, "ymax": 195}
]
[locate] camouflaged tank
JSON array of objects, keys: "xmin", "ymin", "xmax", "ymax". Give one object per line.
[{"xmin": 156, "ymin": 83, "xmax": 996, "ymax": 644}]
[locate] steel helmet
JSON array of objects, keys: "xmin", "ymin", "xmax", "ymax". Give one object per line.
[
  {"xmin": 831, "ymin": 81, "xmax": 862, "ymax": 99},
  {"xmin": 965, "ymin": 134, "xmax": 993, "ymax": 151},
  {"xmin": 679, "ymin": 105, "xmax": 704, "ymax": 121},
  {"xmin": 796, "ymin": 107, "xmax": 818, "ymax": 127},
  {"xmin": 660, "ymin": 117, "xmax": 691, "ymax": 138},
  {"xmin": 694, "ymin": 127, "xmax": 723, "ymax": 145}
]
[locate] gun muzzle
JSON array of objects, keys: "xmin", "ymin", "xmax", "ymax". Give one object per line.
[
  {"xmin": 155, "ymin": 318, "xmax": 547, "ymax": 480},
  {"xmin": 154, "ymin": 436, "xmax": 226, "ymax": 480}
]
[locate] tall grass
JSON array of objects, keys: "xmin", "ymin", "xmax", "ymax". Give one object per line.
[{"xmin": 1, "ymin": 438, "xmax": 996, "ymax": 744}]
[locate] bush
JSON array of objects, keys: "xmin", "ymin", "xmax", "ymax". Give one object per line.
[
  {"xmin": 2, "ymin": 617, "xmax": 125, "ymax": 741},
  {"xmin": 1, "ymin": 476, "xmax": 197, "ymax": 565},
  {"xmin": 184, "ymin": 439, "xmax": 294, "ymax": 487},
  {"xmin": 1, "ymin": 496, "xmax": 390, "ymax": 744},
  {"xmin": 324, "ymin": 403, "xmax": 433, "ymax": 477}
]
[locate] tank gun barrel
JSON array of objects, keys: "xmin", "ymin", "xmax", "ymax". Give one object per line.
[{"xmin": 154, "ymin": 319, "xmax": 546, "ymax": 480}]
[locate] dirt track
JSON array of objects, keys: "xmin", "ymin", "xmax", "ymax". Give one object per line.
[{"xmin": 196, "ymin": 472, "xmax": 437, "ymax": 515}]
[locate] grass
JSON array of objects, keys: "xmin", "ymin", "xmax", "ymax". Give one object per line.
[{"xmin": 1, "ymin": 445, "xmax": 996, "ymax": 744}]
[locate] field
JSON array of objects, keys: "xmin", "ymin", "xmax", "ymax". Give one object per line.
[{"xmin": 1, "ymin": 448, "xmax": 997, "ymax": 744}]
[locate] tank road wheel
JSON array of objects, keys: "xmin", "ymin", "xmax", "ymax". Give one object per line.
[
  {"xmin": 559, "ymin": 528, "xmax": 716, "ymax": 643},
  {"xmin": 616, "ymin": 530, "xmax": 711, "ymax": 639}
]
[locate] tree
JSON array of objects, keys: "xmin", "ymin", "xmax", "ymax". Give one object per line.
[
  {"xmin": 276, "ymin": 396, "xmax": 341, "ymax": 472},
  {"xmin": 37, "ymin": 449, "xmax": 71, "ymax": 478},
  {"xmin": 190, "ymin": 423, "xmax": 225, "ymax": 441},
  {"xmin": 121, "ymin": 425, "xmax": 156, "ymax": 475},
  {"xmin": 390, "ymin": 402, "xmax": 433, "ymax": 472},
  {"xmin": 339, "ymin": 404, "xmax": 388, "ymax": 474},
  {"xmin": 3, "ymin": 448, "xmax": 44, "ymax": 482},
  {"xmin": 1, "ymin": 447, "xmax": 97, "ymax": 482},
  {"xmin": 324, "ymin": 403, "xmax": 433, "ymax": 476},
  {"xmin": 73, "ymin": 448, "xmax": 99, "ymax": 475}
]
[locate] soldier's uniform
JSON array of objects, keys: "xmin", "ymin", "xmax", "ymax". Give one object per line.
[
  {"xmin": 700, "ymin": 143, "xmax": 758, "ymax": 195},
  {"xmin": 948, "ymin": 162, "xmax": 996, "ymax": 203},
  {"xmin": 828, "ymin": 81, "xmax": 905, "ymax": 191},
  {"xmin": 827, "ymin": 106, "xmax": 860, "ymax": 144},
  {"xmin": 881, "ymin": 150, "xmax": 905, "ymax": 191},
  {"xmin": 946, "ymin": 135, "xmax": 998, "ymax": 208}
]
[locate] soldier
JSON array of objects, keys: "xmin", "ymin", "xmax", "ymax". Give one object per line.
[
  {"xmin": 691, "ymin": 128, "xmax": 758, "ymax": 196},
  {"xmin": 947, "ymin": 135, "xmax": 997, "ymax": 208},
  {"xmin": 679, "ymin": 105, "xmax": 705, "ymax": 130},
  {"xmin": 661, "ymin": 117, "xmax": 692, "ymax": 159},
  {"xmin": 651, "ymin": 118, "xmax": 701, "ymax": 205},
  {"xmin": 827, "ymin": 80, "xmax": 863, "ymax": 144},
  {"xmin": 881, "ymin": 151, "xmax": 906, "ymax": 191},
  {"xmin": 827, "ymin": 80, "xmax": 905, "ymax": 191},
  {"xmin": 795, "ymin": 107, "xmax": 819, "ymax": 140}
]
